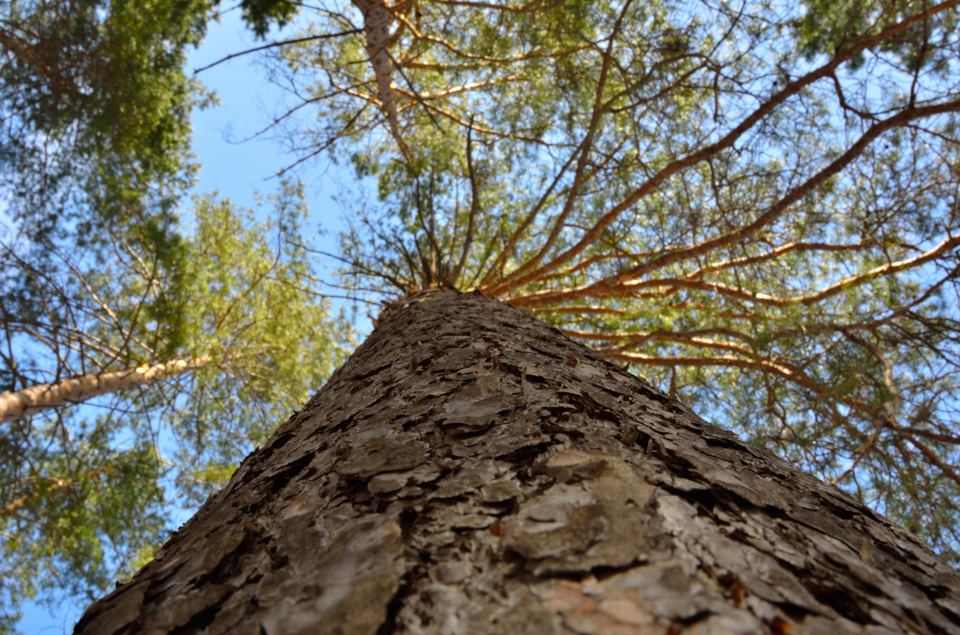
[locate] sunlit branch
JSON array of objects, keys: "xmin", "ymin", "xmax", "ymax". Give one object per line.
[
  {"xmin": 618, "ymin": 235, "xmax": 960, "ymax": 305},
  {"xmin": 426, "ymin": 0, "xmax": 541, "ymax": 12},
  {"xmin": 400, "ymin": 42, "xmax": 591, "ymax": 71},
  {"xmin": 393, "ymin": 75, "xmax": 522, "ymax": 103},
  {"xmin": 506, "ymin": 98, "xmax": 960, "ymax": 307},
  {"xmin": 788, "ymin": 234, "xmax": 960, "ymax": 306},
  {"xmin": 563, "ymin": 326, "xmax": 756, "ymax": 346},
  {"xmin": 487, "ymin": 0, "xmax": 634, "ymax": 293},
  {"xmin": 451, "ymin": 119, "xmax": 479, "ymax": 284},
  {"xmin": 597, "ymin": 350, "xmax": 806, "ymax": 389},
  {"xmin": 479, "ymin": 148, "xmax": 579, "ymax": 288},
  {"xmin": 604, "ymin": 335, "xmax": 754, "ymax": 356},
  {"xmin": 532, "ymin": 305, "xmax": 625, "ymax": 315},
  {"xmin": 685, "ymin": 239, "xmax": 877, "ymax": 279},
  {"xmin": 382, "ymin": 46, "xmax": 444, "ymax": 133},
  {"xmin": 760, "ymin": 264, "xmax": 960, "ymax": 342},
  {"xmin": 489, "ymin": 0, "xmax": 960, "ymax": 296},
  {"xmin": 0, "ymin": 356, "xmax": 218, "ymax": 424}
]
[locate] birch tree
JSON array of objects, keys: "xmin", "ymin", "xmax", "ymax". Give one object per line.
[
  {"xmin": 0, "ymin": 189, "xmax": 351, "ymax": 628},
  {"xmin": 0, "ymin": 1, "xmax": 348, "ymax": 627}
]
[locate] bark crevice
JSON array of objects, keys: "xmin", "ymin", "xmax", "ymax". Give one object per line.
[{"xmin": 76, "ymin": 289, "xmax": 960, "ymax": 634}]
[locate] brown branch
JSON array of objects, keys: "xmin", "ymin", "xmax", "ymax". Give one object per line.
[
  {"xmin": 563, "ymin": 327, "xmax": 756, "ymax": 346},
  {"xmin": 530, "ymin": 305, "xmax": 625, "ymax": 315},
  {"xmin": 192, "ymin": 30, "xmax": 362, "ymax": 74},
  {"xmin": 598, "ymin": 350, "xmax": 804, "ymax": 386},
  {"xmin": 451, "ymin": 119, "xmax": 479, "ymax": 284},
  {"xmin": 684, "ymin": 239, "xmax": 877, "ymax": 279},
  {"xmin": 489, "ymin": 0, "xmax": 960, "ymax": 297},
  {"xmin": 485, "ymin": 0, "xmax": 635, "ymax": 295},
  {"xmin": 392, "ymin": 75, "xmax": 522, "ymax": 102},
  {"xmin": 507, "ymin": 99, "xmax": 960, "ymax": 307},
  {"xmin": 425, "ymin": 0, "xmax": 541, "ymax": 12},
  {"xmin": 478, "ymin": 150, "xmax": 578, "ymax": 288},
  {"xmin": 899, "ymin": 427, "xmax": 960, "ymax": 488},
  {"xmin": 898, "ymin": 427, "xmax": 960, "ymax": 445}
]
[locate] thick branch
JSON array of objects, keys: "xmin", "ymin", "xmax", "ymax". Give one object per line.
[
  {"xmin": 0, "ymin": 356, "xmax": 216, "ymax": 424},
  {"xmin": 489, "ymin": 0, "xmax": 960, "ymax": 296},
  {"xmin": 507, "ymin": 99, "xmax": 960, "ymax": 307}
]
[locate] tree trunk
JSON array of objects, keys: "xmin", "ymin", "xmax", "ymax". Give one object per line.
[
  {"xmin": 353, "ymin": 0, "xmax": 408, "ymax": 157},
  {"xmin": 74, "ymin": 289, "xmax": 960, "ymax": 634},
  {"xmin": 0, "ymin": 355, "xmax": 215, "ymax": 424}
]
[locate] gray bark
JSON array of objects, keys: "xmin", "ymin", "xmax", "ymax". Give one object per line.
[
  {"xmin": 352, "ymin": 0, "xmax": 408, "ymax": 157},
  {"xmin": 75, "ymin": 289, "xmax": 960, "ymax": 634}
]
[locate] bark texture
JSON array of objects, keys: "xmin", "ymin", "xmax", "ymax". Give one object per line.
[{"xmin": 75, "ymin": 289, "xmax": 960, "ymax": 634}]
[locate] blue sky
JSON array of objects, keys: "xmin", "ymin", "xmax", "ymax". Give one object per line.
[
  {"xmin": 15, "ymin": 8, "xmax": 354, "ymax": 633},
  {"xmin": 187, "ymin": 9, "xmax": 351, "ymax": 270}
]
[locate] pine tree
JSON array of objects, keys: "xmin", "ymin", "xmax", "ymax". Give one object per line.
[{"xmin": 75, "ymin": 289, "xmax": 960, "ymax": 634}]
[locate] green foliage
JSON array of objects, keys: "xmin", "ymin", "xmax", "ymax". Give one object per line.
[
  {"xmin": 0, "ymin": 0, "xmax": 219, "ymax": 397},
  {"xmin": 0, "ymin": 415, "xmax": 167, "ymax": 631},
  {"xmin": 265, "ymin": 0, "xmax": 960, "ymax": 562},
  {"xmin": 0, "ymin": 0, "xmax": 215, "ymax": 246},
  {"xmin": 793, "ymin": 0, "xmax": 959, "ymax": 71},
  {"xmin": 239, "ymin": 0, "xmax": 300, "ymax": 39},
  {"xmin": 0, "ymin": 187, "xmax": 352, "ymax": 623},
  {"xmin": 169, "ymin": 186, "xmax": 354, "ymax": 503},
  {"xmin": 1, "ymin": 0, "xmax": 348, "ymax": 626}
]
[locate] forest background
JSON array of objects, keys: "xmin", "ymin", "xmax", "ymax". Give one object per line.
[
  {"xmin": 3, "ymin": 6, "xmax": 359, "ymax": 632},
  {"xmin": 2, "ymin": 0, "xmax": 959, "ymax": 632}
]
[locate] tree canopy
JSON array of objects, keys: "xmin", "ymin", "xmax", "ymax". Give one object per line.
[
  {"xmin": 0, "ymin": 1, "xmax": 350, "ymax": 629},
  {"xmin": 256, "ymin": 0, "xmax": 960, "ymax": 561},
  {"xmin": 0, "ymin": 185, "xmax": 351, "ymax": 629},
  {"xmin": 3, "ymin": 0, "xmax": 960, "ymax": 629}
]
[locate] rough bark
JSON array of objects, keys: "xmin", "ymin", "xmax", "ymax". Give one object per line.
[
  {"xmin": 75, "ymin": 289, "xmax": 960, "ymax": 634},
  {"xmin": 0, "ymin": 355, "xmax": 214, "ymax": 424}
]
